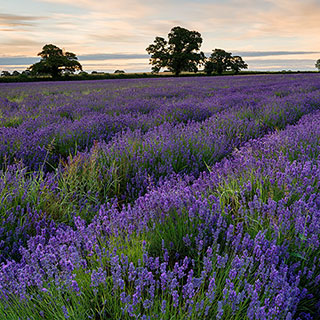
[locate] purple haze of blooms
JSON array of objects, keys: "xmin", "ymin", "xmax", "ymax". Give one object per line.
[
  {"xmin": 2, "ymin": 106, "xmax": 320, "ymax": 318},
  {"xmin": 1, "ymin": 74, "xmax": 320, "ymax": 171}
]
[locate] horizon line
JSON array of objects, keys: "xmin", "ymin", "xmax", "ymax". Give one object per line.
[{"xmin": 0, "ymin": 50, "xmax": 319, "ymax": 65}]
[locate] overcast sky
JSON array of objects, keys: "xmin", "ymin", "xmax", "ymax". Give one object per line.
[{"xmin": 1, "ymin": 0, "xmax": 320, "ymax": 72}]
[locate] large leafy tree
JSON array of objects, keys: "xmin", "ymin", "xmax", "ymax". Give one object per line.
[
  {"xmin": 146, "ymin": 26, "xmax": 204, "ymax": 76},
  {"xmin": 204, "ymin": 49, "xmax": 247, "ymax": 75},
  {"xmin": 316, "ymin": 59, "xmax": 320, "ymax": 71},
  {"xmin": 29, "ymin": 44, "xmax": 82, "ymax": 77}
]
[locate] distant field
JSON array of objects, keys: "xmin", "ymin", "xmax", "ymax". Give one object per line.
[
  {"xmin": 0, "ymin": 70, "xmax": 318, "ymax": 83},
  {"xmin": 1, "ymin": 74, "xmax": 320, "ymax": 319}
]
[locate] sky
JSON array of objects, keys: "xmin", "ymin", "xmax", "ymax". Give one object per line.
[{"xmin": 1, "ymin": 0, "xmax": 320, "ymax": 73}]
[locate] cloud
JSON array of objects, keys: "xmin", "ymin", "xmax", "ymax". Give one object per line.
[
  {"xmin": 186, "ymin": 0, "xmax": 320, "ymax": 49},
  {"xmin": 248, "ymin": 58, "xmax": 316, "ymax": 65},
  {"xmin": 202, "ymin": 50, "xmax": 320, "ymax": 59},
  {"xmin": 0, "ymin": 37, "xmax": 42, "ymax": 46},
  {"xmin": 0, "ymin": 35, "xmax": 45, "ymax": 56},
  {"xmin": 0, "ymin": 13, "xmax": 44, "ymax": 28},
  {"xmin": 89, "ymin": 31, "xmax": 144, "ymax": 44},
  {"xmin": 79, "ymin": 53, "xmax": 148, "ymax": 60},
  {"xmin": 38, "ymin": 0, "xmax": 153, "ymax": 19},
  {"xmin": 0, "ymin": 56, "xmax": 39, "ymax": 65},
  {"xmin": 256, "ymin": 0, "xmax": 320, "ymax": 36},
  {"xmin": 2, "ymin": 0, "xmax": 320, "ymax": 60},
  {"xmin": 233, "ymin": 51, "xmax": 320, "ymax": 57},
  {"xmin": 247, "ymin": 58, "xmax": 317, "ymax": 70}
]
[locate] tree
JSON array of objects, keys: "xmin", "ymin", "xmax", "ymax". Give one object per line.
[
  {"xmin": 21, "ymin": 70, "xmax": 31, "ymax": 76},
  {"xmin": 29, "ymin": 44, "xmax": 82, "ymax": 78},
  {"xmin": 204, "ymin": 49, "xmax": 248, "ymax": 75},
  {"xmin": 316, "ymin": 59, "xmax": 320, "ymax": 71},
  {"xmin": 12, "ymin": 70, "xmax": 20, "ymax": 76},
  {"xmin": 1, "ymin": 71, "xmax": 11, "ymax": 77},
  {"xmin": 146, "ymin": 26, "xmax": 204, "ymax": 76},
  {"xmin": 114, "ymin": 70, "xmax": 125, "ymax": 74},
  {"xmin": 204, "ymin": 49, "xmax": 232, "ymax": 75},
  {"xmin": 230, "ymin": 56, "xmax": 248, "ymax": 74}
]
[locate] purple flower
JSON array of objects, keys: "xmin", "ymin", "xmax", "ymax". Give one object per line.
[
  {"xmin": 161, "ymin": 299, "xmax": 167, "ymax": 314},
  {"xmin": 62, "ymin": 306, "xmax": 69, "ymax": 319}
]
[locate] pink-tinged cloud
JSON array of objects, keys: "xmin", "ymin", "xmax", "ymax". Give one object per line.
[
  {"xmin": 38, "ymin": 0, "xmax": 154, "ymax": 19},
  {"xmin": 0, "ymin": 13, "xmax": 45, "ymax": 27}
]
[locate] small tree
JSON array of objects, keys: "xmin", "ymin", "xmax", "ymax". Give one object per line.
[
  {"xmin": 114, "ymin": 70, "xmax": 125, "ymax": 74},
  {"xmin": 29, "ymin": 44, "xmax": 82, "ymax": 78},
  {"xmin": 205, "ymin": 49, "xmax": 248, "ymax": 75},
  {"xmin": 230, "ymin": 56, "xmax": 248, "ymax": 74},
  {"xmin": 12, "ymin": 70, "xmax": 20, "ymax": 76},
  {"xmin": 146, "ymin": 26, "xmax": 204, "ymax": 76},
  {"xmin": 1, "ymin": 71, "xmax": 11, "ymax": 77},
  {"xmin": 204, "ymin": 49, "xmax": 232, "ymax": 75},
  {"xmin": 316, "ymin": 59, "xmax": 320, "ymax": 71},
  {"xmin": 21, "ymin": 70, "xmax": 31, "ymax": 76}
]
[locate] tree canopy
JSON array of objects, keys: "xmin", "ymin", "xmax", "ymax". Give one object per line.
[
  {"xmin": 204, "ymin": 49, "xmax": 248, "ymax": 75},
  {"xmin": 1, "ymin": 71, "xmax": 11, "ymax": 77},
  {"xmin": 146, "ymin": 26, "xmax": 204, "ymax": 76},
  {"xmin": 204, "ymin": 49, "xmax": 232, "ymax": 75},
  {"xmin": 29, "ymin": 44, "xmax": 82, "ymax": 78},
  {"xmin": 316, "ymin": 59, "xmax": 320, "ymax": 71},
  {"xmin": 229, "ymin": 56, "xmax": 248, "ymax": 74}
]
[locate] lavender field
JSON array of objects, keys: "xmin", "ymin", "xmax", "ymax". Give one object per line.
[{"xmin": 1, "ymin": 73, "xmax": 320, "ymax": 319}]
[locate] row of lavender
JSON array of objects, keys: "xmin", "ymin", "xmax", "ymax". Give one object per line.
[
  {"xmin": 1, "ymin": 74, "xmax": 320, "ymax": 170},
  {"xmin": 2, "ymin": 75, "xmax": 320, "ymax": 265},
  {"xmin": 0, "ymin": 76, "xmax": 243, "ymax": 170},
  {"xmin": 1, "ymin": 104, "xmax": 319, "ymax": 319}
]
